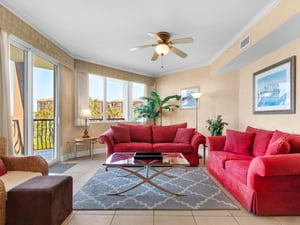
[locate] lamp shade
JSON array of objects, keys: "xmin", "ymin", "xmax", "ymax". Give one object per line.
[
  {"xmin": 155, "ymin": 43, "xmax": 169, "ymax": 55},
  {"xmin": 191, "ymin": 92, "xmax": 203, "ymax": 99},
  {"xmin": 80, "ymin": 108, "xmax": 92, "ymax": 118}
]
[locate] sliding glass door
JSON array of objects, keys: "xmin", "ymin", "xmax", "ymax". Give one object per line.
[{"xmin": 9, "ymin": 39, "xmax": 59, "ymax": 164}]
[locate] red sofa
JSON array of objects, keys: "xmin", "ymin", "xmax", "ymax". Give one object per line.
[
  {"xmin": 98, "ymin": 122, "xmax": 206, "ymax": 166},
  {"xmin": 206, "ymin": 126, "xmax": 300, "ymax": 215}
]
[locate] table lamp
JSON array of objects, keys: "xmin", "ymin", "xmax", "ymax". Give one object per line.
[{"xmin": 80, "ymin": 108, "xmax": 92, "ymax": 138}]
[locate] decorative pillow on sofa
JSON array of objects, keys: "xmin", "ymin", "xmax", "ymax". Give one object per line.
[
  {"xmin": 111, "ymin": 126, "xmax": 131, "ymax": 143},
  {"xmin": 265, "ymin": 131, "xmax": 290, "ymax": 155},
  {"xmin": 268, "ymin": 130, "xmax": 300, "ymax": 154},
  {"xmin": 116, "ymin": 123, "xmax": 152, "ymax": 142},
  {"xmin": 173, "ymin": 128, "xmax": 195, "ymax": 144},
  {"xmin": 0, "ymin": 159, "xmax": 7, "ymax": 176},
  {"xmin": 152, "ymin": 122, "xmax": 187, "ymax": 143},
  {"xmin": 224, "ymin": 129, "xmax": 255, "ymax": 156},
  {"xmin": 245, "ymin": 126, "xmax": 274, "ymax": 156}
]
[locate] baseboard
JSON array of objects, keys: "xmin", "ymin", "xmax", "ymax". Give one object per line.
[{"xmin": 60, "ymin": 148, "xmax": 106, "ymax": 161}]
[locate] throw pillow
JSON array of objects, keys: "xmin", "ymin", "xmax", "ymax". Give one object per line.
[
  {"xmin": 224, "ymin": 129, "xmax": 255, "ymax": 156},
  {"xmin": 116, "ymin": 123, "xmax": 152, "ymax": 142},
  {"xmin": 111, "ymin": 126, "xmax": 131, "ymax": 143},
  {"xmin": 152, "ymin": 122, "xmax": 187, "ymax": 143},
  {"xmin": 266, "ymin": 132, "xmax": 290, "ymax": 155},
  {"xmin": 245, "ymin": 126, "xmax": 274, "ymax": 156},
  {"xmin": 0, "ymin": 159, "xmax": 7, "ymax": 176},
  {"xmin": 173, "ymin": 128, "xmax": 195, "ymax": 144}
]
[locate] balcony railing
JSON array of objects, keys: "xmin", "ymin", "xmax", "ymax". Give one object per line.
[
  {"xmin": 12, "ymin": 119, "xmax": 54, "ymax": 154},
  {"xmin": 33, "ymin": 118, "xmax": 54, "ymax": 150}
]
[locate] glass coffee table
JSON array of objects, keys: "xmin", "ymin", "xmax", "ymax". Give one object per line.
[{"xmin": 103, "ymin": 152, "xmax": 190, "ymax": 196}]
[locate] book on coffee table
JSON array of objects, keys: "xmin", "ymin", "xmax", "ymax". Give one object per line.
[{"xmin": 133, "ymin": 152, "xmax": 163, "ymax": 160}]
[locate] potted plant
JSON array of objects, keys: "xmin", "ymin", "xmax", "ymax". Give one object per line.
[
  {"xmin": 134, "ymin": 91, "xmax": 181, "ymax": 125},
  {"xmin": 206, "ymin": 115, "xmax": 228, "ymax": 136}
]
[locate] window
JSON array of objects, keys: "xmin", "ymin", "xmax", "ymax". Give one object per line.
[
  {"xmin": 87, "ymin": 74, "xmax": 145, "ymax": 122},
  {"xmin": 132, "ymin": 82, "xmax": 145, "ymax": 120}
]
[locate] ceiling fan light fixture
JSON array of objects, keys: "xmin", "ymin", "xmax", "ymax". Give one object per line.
[{"xmin": 155, "ymin": 43, "xmax": 169, "ymax": 55}]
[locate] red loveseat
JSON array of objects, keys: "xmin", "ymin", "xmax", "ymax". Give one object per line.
[
  {"xmin": 98, "ymin": 122, "xmax": 206, "ymax": 166},
  {"xmin": 206, "ymin": 126, "xmax": 300, "ymax": 215}
]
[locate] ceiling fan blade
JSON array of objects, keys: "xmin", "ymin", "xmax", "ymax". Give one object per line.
[
  {"xmin": 170, "ymin": 46, "xmax": 187, "ymax": 58},
  {"xmin": 169, "ymin": 37, "xmax": 193, "ymax": 45},
  {"xmin": 151, "ymin": 52, "xmax": 159, "ymax": 61},
  {"xmin": 129, "ymin": 44, "xmax": 157, "ymax": 51},
  {"xmin": 148, "ymin": 32, "xmax": 163, "ymax": 42}
]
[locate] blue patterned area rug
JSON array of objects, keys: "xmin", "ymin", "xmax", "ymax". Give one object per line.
[{"xmin": 73, "ymin": 167, "xmax": 239, "ymax": 210}]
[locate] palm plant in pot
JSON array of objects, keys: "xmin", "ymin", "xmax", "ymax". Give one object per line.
[{"xmin": 134, "ymin": 91, "xmax": 181, "ymax": 125}]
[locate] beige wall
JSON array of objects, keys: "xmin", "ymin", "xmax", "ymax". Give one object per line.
[
  {"xmin": 155, "ymin": 67, "xmax": 239, "ymax": 136},
  {"xmin": 60, "ymin": 65, "xmax": 115, "ymax": 156},
  {"xmin": 2, "ymin": 0, "xmax": 300, "ymax": 159},
  {"xmin": 0, "ymin": 4, "xmax": 154, "ymax": 158},
  {"xmin": 211, "ymin": 0, "xmax": 300, "ymax": 74},
  {"xmin": 238, "ymin": 38, "xmax": 300, "ymax": 133},
  {"xmin": 0, "ymin": 5, "xmax": 74, "ymax": 69},
  {"xmin": 156, "ymin": 0, "xmax": 300, "ymax": 136}
]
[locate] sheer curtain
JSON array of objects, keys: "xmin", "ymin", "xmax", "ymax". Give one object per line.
[
  {"xmin": 74, "ymin": 71, "xmax": 89, "ymax": 126},
  {"xmin": 0, "ymin": 29, "xmax": 13, "ymax": 155}
]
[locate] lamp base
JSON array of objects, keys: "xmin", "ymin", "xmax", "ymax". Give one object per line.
[{"xmin": 82, "ymin": 128, "xmax": 89, "ymax": 138}]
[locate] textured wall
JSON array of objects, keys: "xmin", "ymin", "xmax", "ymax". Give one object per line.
[{"xmin": 155, "ymin": 66, "xmax": 239, "ymax": 136}]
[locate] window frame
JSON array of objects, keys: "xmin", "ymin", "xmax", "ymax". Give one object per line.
[{"xmin": 87, "ymin": 73, "xmax": 145, "ymax": 123}]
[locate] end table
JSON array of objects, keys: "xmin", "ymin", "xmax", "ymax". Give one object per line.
[{"xmin": 73, "ymin": 136, "xmax": 97, "ymax": 159}]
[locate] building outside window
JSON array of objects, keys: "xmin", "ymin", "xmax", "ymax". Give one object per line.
[{"xmin": 88, "ymin": 74, "xmax": 145, "ymax": 122}]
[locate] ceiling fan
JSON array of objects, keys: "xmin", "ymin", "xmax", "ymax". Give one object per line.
[{"xmin": 130, "ymin": 31, "xmax": 193, "ymax": 61}]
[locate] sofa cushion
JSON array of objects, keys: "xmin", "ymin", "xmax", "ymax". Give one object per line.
[
  {"xmin": 225, "ymin": 160, "xmax": 251, "ymax": 184},
  {"xmin": 113, "ymin": 142, "xmax": 153, "ymax": 152},
  {"xmin": 173, "ymin": 128, "xmax": 195, "ymax": 144},
  {"xmin": 209, "ymin": 151, "xmax": 254, "ymax": 169},
  {"xmin": 153, "ymin": 143, "xmax": 194, "ymax": 153},
  {"xmin": 116, "ymin": 123, "xmax": 152, "ymax": 142},
  {"xmin": 224, "ymin": 129, "xmax": 255, "ymax": 156},
  {"xmin": 245, "ymin": 126, "xmax": 274, "ymax": 156},
  {"xmin": 111, "ymin": 126, "xmax": 131, "ymax": 143},
  {"xmin": 0, "ymin": 159, "xmax": 7, "ymax": 176},
  {"xmin": 266, "ymin": 136, "xmax": 290, "ymax": 155},
  {"xmin": 1, "ymin": 171, "xmax": 42, "ymax": 191},
  {"xmin": 152, "ymin": 122, "xmax": 187, "ymax": 143}
]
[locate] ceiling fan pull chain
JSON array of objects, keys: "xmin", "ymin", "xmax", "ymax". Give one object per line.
[{"xmin": 161, "ymin": 54, "xmax": 164, "ymax": 68}]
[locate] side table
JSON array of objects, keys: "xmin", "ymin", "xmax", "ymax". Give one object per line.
[{"xmin": 73, "ymin": 136, "xmax": 97, "ymax": 159}]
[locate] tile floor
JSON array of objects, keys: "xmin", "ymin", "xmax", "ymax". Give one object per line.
[{"xmin": 55, "ymin": 153, "xmax": 300, "ymax": 225}]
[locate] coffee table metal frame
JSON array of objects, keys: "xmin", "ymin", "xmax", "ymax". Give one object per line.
[{"xmin": 103, "ymin": 152, "xmax": 190, "ymax": 196}]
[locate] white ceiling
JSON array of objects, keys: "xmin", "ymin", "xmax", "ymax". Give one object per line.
[{"xmin": 0, "ymin": 0, "xmax": 279, "ymax": 77}]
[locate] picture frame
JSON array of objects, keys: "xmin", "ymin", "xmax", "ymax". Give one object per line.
[
  {"xmin": 253, "ymin": 56, "xmax": 296, "ymax": 114},
  {"xmin": 180, "ymin": 86, "xmax": 199, "ymax": 109}
]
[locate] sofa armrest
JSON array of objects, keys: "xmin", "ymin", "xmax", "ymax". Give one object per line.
[
  {"xmin": 206, "ymin": 136, "xmax": 226, "ymax": 152},
  {"xmin": 191, "ymin": 132, "xmax": 206, "ymax": 150},
  {"xmin": 248, "ymin": 154, "xmax": 300, "ymax": 177},
  {"xmin": 98, "ymin": 129, "xmax": 115, "ymax": 157},
  {"xmin": 0, "ymin": 179, "xmax": 6, "ymax": 225},
  {"xmin": 1, "ymin": 156, "xmax": 48, "ymax": 175}
]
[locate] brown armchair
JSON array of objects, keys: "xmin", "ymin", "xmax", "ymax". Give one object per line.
[{"xmin": 0, "ymin": 137, "xmax": 48, "ymax": 225}]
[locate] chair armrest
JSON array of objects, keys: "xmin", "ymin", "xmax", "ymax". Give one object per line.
[
  {"xmin": 191, "ymin": 132, "xmax": 206, "ymax": 150},
  {"xmin": 98, "ymin": 129, "xmax": 115, "ymax": 157},
  {"xmin": 206, "ymin": 136, "xmax": 226, "ymax": 151},
  {"xmin": 0, "ymin": 179, "xmax": 6, "ymax": 225},
  {"xmin": 1, "ymin": 156, "xmax": 48, "ymax": 175},
  {"xmin": 248, "ymin": 154, "xmax": 300, "ymax": 177}
]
